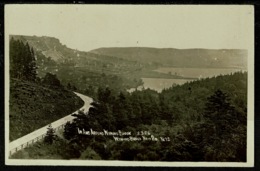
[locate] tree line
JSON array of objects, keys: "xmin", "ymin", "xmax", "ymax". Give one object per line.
[
  {"xmin": 59, "ymin": 72, "xmax": 247, "ymax": 161},
  {"xmin": 10, "ymin": 37, "xmax": 37, "ymax": 81}
]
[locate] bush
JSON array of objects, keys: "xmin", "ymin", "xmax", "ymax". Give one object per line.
[{"xmin": 42, "ymin": 72, "xmax": 63, "ymax": 88}]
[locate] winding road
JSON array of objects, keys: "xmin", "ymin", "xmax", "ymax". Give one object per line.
[{"xmin": 8, "ymin": 92, "xmax": 93, "ymax": 156}]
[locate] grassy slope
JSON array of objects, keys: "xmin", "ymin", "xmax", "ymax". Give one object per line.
[{"xmin": 9, "ymin": 78, "xmax": 84, "ymax": 141}]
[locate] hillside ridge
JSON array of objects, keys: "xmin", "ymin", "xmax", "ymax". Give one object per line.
[{"xmin": 10, "ymin": 35, "xmax": 247, "ymax": 69}]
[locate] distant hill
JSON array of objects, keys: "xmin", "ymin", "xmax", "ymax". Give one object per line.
[
  {"xmin": 10, "ymin": 35, "xmax": 247, "ymax": 93},
  {"xmin": 11, "ymin": 35, "xmax": 247, "ymax": 69},
  {"xmin": 11, "ymin": 35, "xmax": 68, "ymax": 61},
  {"xmin": 10, "ymin": 35, "xmax": 145, "ymax": 74},
  {"xmin": 10, "ymin": 35, "xmax": 189, "ymax": 92},
  {"xmin": 90, "ymin": 47, "xmax": 247, "ymax": 69},
  {"xmin": 10, "ymin": 35, "xmax": 138, "ymax": 66}
]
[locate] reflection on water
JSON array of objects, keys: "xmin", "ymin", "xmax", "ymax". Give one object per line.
[
  {"xmin": 128, "ymin": 67, "xmax": 246, "ymax": 93},
  {"xmin": 128, "ymin": 78, "xmax": 195, "ymax": 93}
]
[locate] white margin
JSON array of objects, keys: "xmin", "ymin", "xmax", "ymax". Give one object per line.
[{"xmin": 4, "ymin": 4, "xmax": 255, "ymax": 167}]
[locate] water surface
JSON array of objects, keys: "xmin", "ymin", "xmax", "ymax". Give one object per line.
[{"xmin": 128, "ymin": 67, "xmax": 246, "ymax": 93}]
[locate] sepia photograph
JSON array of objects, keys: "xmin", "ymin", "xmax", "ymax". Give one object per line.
[{"xmin": 5, "ymin": 4, "xmax": 254, "ymax": 167}]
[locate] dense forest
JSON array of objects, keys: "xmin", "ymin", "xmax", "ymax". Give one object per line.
[{"xmin": 12, "ymin": 72, "xmax": 247, "ymax": 162}]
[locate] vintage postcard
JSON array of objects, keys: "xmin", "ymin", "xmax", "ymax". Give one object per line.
[{"xmin": 5, "ymin": 4, "xmax": 254, "ymax": 167}]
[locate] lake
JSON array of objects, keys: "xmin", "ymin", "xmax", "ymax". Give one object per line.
[
  {"xmin": 128, "ymin": 78, "xmax": 194, "ymax": 93},
  {"xmin": 154, "ymin": 67, "xmax": 245, "ymax": 79},
  {"xmin": 128, "ymin": 67, "xmax": 246, "ymax": 93}
]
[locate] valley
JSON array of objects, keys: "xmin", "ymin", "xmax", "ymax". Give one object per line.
[
  {"xmin": 10, "ymin": 35, "xmax": 247, "ymax": 95},
  {"xmin": 8, "ymin": 35, "xmax": 248, "ymax": 162}
]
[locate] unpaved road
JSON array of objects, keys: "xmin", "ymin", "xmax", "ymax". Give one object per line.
[{"xmin": 8, "ymin": 92, "xmax": 93, "ymax": 156}]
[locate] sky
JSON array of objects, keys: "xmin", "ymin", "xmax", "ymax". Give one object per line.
[{"xmin": 5, "ymin": 5, "xmax": 254, "ymax": 51}]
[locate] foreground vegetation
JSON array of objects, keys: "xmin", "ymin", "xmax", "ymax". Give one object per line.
[
  {"xmin": 9, "ymin": 78, "xmax": 84, "ymax": 141},
  {"xmin": 9, "ymin": 39, "xmax": 84, "ymax": 141},
  {"xmin": 12, "ymin": 72, "xmax": 247, "ymax": 161}
]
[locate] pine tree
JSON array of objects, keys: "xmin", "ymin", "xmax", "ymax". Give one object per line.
[
  {"xmin": 29, "ymin": 47, "xmax": 37, "ymax": 81},
  {"xmin": 67, "ymin": 82, "xmax": 72, "ymax": 90},
  {"xmin": 9, "ymin": 37, "xmax": 17, "ymax": 78},
  {"xmin": 201, "ymin": 89, "xmax": 242, "ymax": 161},
  {"xmin": 44, "ymin": 124, "xmax": 56, "ymax": 144},
  {"xmin": 23, "ymin": 42, "xmax": 31, "ymax": 80},
  {"xmin": 9, "ymin": 38, "xmax": 37, "ymax": 81},
  {"xmin": 64, "ymin": 121, "xmax": 77, "ymax": 140},
  {"xmin": 15, "ymin": 40, "xmax": 23, "ymax": 79},
  {"xmin": 203, "ymin": 89, "xmax": 236, "ymax": 136}
]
